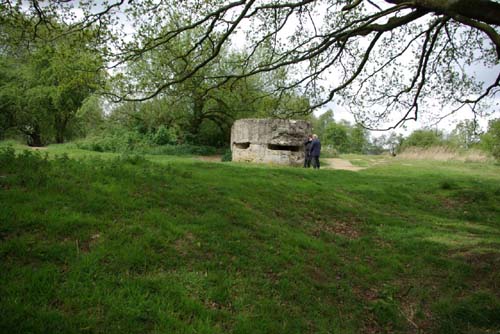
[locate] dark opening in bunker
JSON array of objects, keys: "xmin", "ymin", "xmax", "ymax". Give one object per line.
[
  {"xmin": 267, "ymin": 144, "xmax": 300, "ymax": 152},
  {"xmin": 234, "ymin": 142, "xmax": 250, "ymax": 149}
]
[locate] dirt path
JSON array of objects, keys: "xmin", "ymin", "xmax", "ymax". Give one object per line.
[
  {"xmin": 198, "ymin": 155, "xmax": 222, "ymax": 162},
  {"xmin": 198, "ymin": 156, "xmax": 368, "ymax": 171},
  {"xmin": 323, "ymin": 158, "xmax": 367, "ymax": 171}
]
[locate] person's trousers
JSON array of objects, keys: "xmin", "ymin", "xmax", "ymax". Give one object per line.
[
  {"xmin": 311, "ymin": 156, "xmax": 320, "ymax": 169},
  {"xmin": 304, "ymin": 155, "xmax": 311, "ymax": 168}
]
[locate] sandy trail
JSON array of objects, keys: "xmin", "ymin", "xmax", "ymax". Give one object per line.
[
  {"xmin": 322, "ymin": 158, "xmax": 367, "ymax": 171},
  {"xmin": 198, "ymin": 156, "xmax": 369, "ymax": 171}
]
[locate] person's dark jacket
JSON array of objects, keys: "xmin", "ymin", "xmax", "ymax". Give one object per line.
[
  {"xmin": 309, "ymin": 138, "xmax": 321, "ymax": 157},
  {"xmin": 304, "ymin": 139, "xmax": 312, "ymax": 156}
]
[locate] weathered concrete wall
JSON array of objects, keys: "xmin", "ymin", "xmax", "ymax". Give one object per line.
[{"xmin": 231, "ymin": 118, "xmax": 311, "ymax": 165}]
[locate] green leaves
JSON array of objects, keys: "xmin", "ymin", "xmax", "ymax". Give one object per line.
[{"xmin": 0, "ymin": 15, "xmax": 104, "ymax": 145}]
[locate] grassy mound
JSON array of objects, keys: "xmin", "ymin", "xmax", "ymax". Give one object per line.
[{"xmin": 1, "ymin": 144, "xmax": 499, "ymax": 333}]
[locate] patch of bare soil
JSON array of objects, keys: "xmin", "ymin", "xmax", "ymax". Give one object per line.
[
  {"xmin": 311, "ymin": 219, "xmax": 361, "ymax": 240},
  {"xmin": 323, "ymin": 158, "xmax": 366, "ymax": 171},
  {"xmin": 197, "ymin": 155, "xmax": 222, "ymax": 162},
  {"xmin": 72, "ymin": 233, "xmax": 101, "ymax": 254},
  {"xmin": 30, "ymin": 146, "xmax": 48, "ymax": 150},
  {"xmin": 173, "ymin": 232, "xmax": 196, "ymax": 256}
]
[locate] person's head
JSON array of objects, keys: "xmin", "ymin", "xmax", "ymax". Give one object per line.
[
  {"xmin": 313, "ymin": 134, "xmax": 318, "ymax": 139},
  {"xmin": 308, "ymin": 134, "xmax": 313, "ymax": 140}
]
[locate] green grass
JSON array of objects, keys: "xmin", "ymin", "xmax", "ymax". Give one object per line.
[
  {"xmin": 1, "ymin": 141, "xmax": 499, "ymax": 333},
  {"xmin": 341, "ymin": 153, "xmax": 392, "ymax": 168}
]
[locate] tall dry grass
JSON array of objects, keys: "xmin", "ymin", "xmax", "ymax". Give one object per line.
[{"xmin": 398, "ymin": 146, "xmax": 492, "ymax": 162}]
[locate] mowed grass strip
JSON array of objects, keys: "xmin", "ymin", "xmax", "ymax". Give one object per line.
[{"xmin": 0, "ymin": 145, "xmax": 499, "ymax": 333}]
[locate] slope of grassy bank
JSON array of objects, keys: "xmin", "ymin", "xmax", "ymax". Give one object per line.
[{"xmin": 1, "ymin": 143, "xmax": 499, "ymax": 333}]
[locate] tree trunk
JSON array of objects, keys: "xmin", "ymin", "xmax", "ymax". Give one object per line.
[
  {"xmin": 386, "ymin": 0, "xmax": 500, "ymax": 26},
  {"xmin": 189, "ymin": 97, "xmax": 205, "ymax": 141},
  {"xmin": 55, "ymin": 114, "xmax": 68, "ymax": 144},
  {"xmin": 27, "ymin": 129, "xmax": 43, "ymax": 147},
  {"xmin": 55, "ymin": 129, "xmax": 65, "ymax": 144}
]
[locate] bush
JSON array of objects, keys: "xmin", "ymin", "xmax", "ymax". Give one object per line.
[
  {"xmin": 145, "ymin": 144, "xmax": 217, "ymax": 156},
  {"xmin": 75, "ymin": 129, "xmax": 146, "ymax": 153},
  {"xmin": 479, "ymin": 119, "xmax": 500, "ymax": 160},
  {"xmin": 221, "ymin": 148, "xmax": 232, "ymax": 162},
  {"xmin": 151, "ymin": 125, "xmax": 177, "ymax": 145},
  {"xmin": 401, "ymin": 129, "xmax": 444, "ymax": 149},
  {"xmin": 0, "ymin": 148, "xmax": 50, "ymax": 187},
  {"xmin": 75, "ymin": 130, "xmax": 217, "ymax": 156}
]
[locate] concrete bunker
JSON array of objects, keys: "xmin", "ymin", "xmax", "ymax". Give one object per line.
[{"xmin": 231, "ymin": 118, "xmax": 312, "ymax": 166}]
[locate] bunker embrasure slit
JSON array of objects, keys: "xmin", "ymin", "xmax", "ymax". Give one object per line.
[
  {"xmin": 234, "ymin": 142, "xmax": 250, "ymax": 149},
  {"xmin": 267, "ymin": 144, "xmax": 300, "ymax": 152}
]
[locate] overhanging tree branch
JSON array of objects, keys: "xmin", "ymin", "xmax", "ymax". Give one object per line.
[{"xmin": 4, "ymin": 0, "xmax": 500, "ymax": 129}]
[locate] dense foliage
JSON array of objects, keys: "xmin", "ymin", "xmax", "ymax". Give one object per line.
[
  {"xmin": 480, "ymin": 119, "xmax": 500, "ymax": 160},
  {"xmin": 0, "ymin": 16, "xmax": 104, "ymax": 146},
  {"xmin": 1, "ymin": 4, "xmax": 498, "ymax": 158}
]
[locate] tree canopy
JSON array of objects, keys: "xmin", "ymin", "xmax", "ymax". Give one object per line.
[
  {"xmin": 0, "ymin": 12, "xmax": 104, "ymax": 145},
  {"xmin": 1, "ymin": 0, "xmax": 500, "ymax": 130}
]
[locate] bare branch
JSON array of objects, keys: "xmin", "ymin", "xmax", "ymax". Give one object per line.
[
  {"xmin": 452, "ymin": 15, "xmax": 500, "ymax": 59},
  {"xmin": 342, "ymin": 0, "xmax": 363, "ymax": 11}
]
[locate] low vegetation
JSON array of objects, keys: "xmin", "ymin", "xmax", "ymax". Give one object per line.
[
  {"xmin": 1, "ymin": 142, "xmax": 499, "ymax": 333},
  {"xmin": 397, "ymin": 146, "xmax": 492, "ymax": 162}
]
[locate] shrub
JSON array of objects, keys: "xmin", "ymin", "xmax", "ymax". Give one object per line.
[
  {"xmin": 146, "ymin": 144, "xmax": 217, "ymax": 156},
  {"xmin": 221, "ymin": 148, "xmax": 232, "ymax": 162},
  {"xmin": 401, "ymin": 129, "xmax": 444, "ymax": 149},
  {"xmin": 76, "ymin": 131, "xmax": 217, "ymax": 157},
  {"xmin": 0, "ymin": 146, "xmax": 16, "ymax": 169},
  {"xmin": 151, "ymin": 125, "xmax": 177, "ymax": 145},
  {"xmin": 75, "ymin": 129, "xmax": 149, "ymax": 153},
  {"xmin": 479, "ymin": 119, "xmax": 500, "ymax": 160}
]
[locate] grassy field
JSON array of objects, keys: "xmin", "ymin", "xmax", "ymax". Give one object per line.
[{"xmin": 1, "ymin": 141, "xmax": 499, "ymax": 333}]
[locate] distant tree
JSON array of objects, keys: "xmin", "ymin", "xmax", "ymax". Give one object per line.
[
  {"xmin": 349, "ymin": 123, "xmax": 369, "ymax": 153},
  {"xmin": 449, "ymin": 120, "xmax": 480, "ymax": 149},
  {"xmin": 72, "ymin": 95, "xmax": 106, "ymax": 138},
  {"xmin": 311, "ymin": 110, "xmax": 335, "ymax": 139},
  {"xmin": 114, "ymin": 19, "xmax": 310, "ymax": 146},
  {"xmin": 7, "ymin": 0, "xmax": 499, "ymax": 129},
  {"xmin": 313, "ymin": 113, "xmax": 370, "ymax": 153},
  {"xmin": 368, "ymin": 132, "xmax": 404, "ymax": 155},
  {"xmin": 387, "ymin": 132, "xmax": 405, "ymax": 155},
  {"xmin": 0, "ymin": 16, "xmax": 104, "ymax": 145},
  {"xmin": 480, "ymin": 119, "xmax": 500, "ymax": 159},
  {"xmin": 324, "ymin": 121, "xmax": 349, "ymax": 153},
  {"xmin": 402, "ymin": 129, "xmax": 444, "ymax": 149},
  {"xmin": 368, "ymin": 134, "xmax": 388, "ymax": 155},
  {"xmin": 0, "ymin": 57, "xmax": 17, "ymax": 139},
  {"xmin": 0, "ymin": 49, "xmax": 55, "ymax": 146}
]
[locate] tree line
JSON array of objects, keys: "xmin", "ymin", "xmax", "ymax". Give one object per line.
[
  {"xmin": 0, "ymin": 13, "xmax": 309, "ymax": 147},
  {"xmin": 0, "ymin": 3, "xmax": 499, "ymax": 159}
]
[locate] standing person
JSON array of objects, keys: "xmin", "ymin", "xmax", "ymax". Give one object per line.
[
  {"xmin": 309, "ymin": 134, "xmax": 321, "ymax": 169},
  {"xmin": 303, "ymin": 135, "xmax": 313, "ymax": 168}
]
